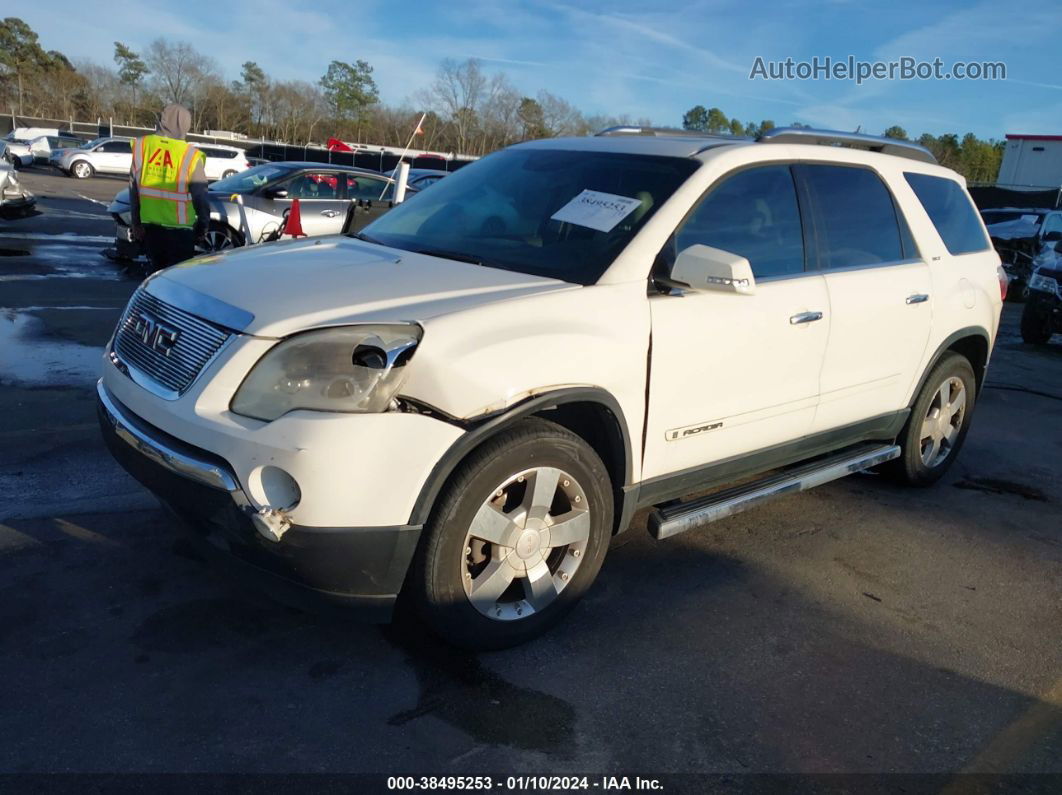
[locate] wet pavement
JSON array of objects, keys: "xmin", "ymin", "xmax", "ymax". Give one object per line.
[{"xmin": 0, "ymin": 168, "xmax": 1060, "ymax": 780}]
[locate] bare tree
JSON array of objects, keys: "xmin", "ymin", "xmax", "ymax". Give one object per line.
[
  {"xmin": 422, "ymin": 58, "xmax": 492, "ymax": 155},
  {"xmin": 537, "ymin": 91, "xmax": 582, "ymax": 137},
  {"xmin": 144, "ymin": 39, "xmax": 217, "ymax": 113}
]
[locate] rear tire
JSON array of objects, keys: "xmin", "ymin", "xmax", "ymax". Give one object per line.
[
  {"xmin": 886, "ymin": 353, "xmax": 976, "ymax": 486},
  {"xmin": 410, "ymin": 418, "xmax": 613, "ymax": 650},
  {"xmin": 1020, "ymin": 301, "xmax": 1053, "ymax": 344}
]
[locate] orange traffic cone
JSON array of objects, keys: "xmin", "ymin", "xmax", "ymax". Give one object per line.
[{"xmin": 285, "ymin": 198, "xmax": 307, "ymax": 238}]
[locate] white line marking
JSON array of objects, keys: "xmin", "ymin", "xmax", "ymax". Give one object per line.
[
  {"xmin": 0, "ymin": 232, "xmax": 113, "ymax": 244},
  {"xmin": 75, "ymin": 193, "xmax": 108, "ymax": 207}
]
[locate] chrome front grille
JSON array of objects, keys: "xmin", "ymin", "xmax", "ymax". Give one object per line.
[{"xmin": 112, "ymin": 288, "xmax": 231, "ymax": 398}]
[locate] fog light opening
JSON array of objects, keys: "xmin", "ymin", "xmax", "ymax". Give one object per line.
[{"xmin": 250, "ymin": 465, "xmax": 302, "ymax": 512}]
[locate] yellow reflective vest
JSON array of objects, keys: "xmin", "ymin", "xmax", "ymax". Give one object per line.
[{"xmin": 133, "ymin": 135, "xmax": 206, "ymax": 228}]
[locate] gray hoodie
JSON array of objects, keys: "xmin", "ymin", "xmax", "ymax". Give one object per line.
[{"xmin": 129, "ymin": 103, "xmax": 211, "ymax": 229}]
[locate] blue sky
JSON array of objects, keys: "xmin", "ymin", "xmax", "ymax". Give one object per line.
[{"xmin": 17, "ymin": 0, "xmax": 1062, "ymax": 140}]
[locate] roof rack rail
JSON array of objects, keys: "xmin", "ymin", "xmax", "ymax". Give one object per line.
[
  {"xmin": 595, "ymin": 125, "xmax": 743, "ymax": 140},
  {"xmin": 757, "ymin": 127, "xmax": 937, "ymax": 164}
]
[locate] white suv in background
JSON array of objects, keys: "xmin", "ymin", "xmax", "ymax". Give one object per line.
[
  {"xmin": 57, "ymin": 137, "xmax": 250, "ymax": 180},
  {"xmin": 98, "ymin": 127, "xmax": 1004, "ymax": 649},
  {"xmin": 197, "ymin": 144, "xmax": 252, "ymax": 181}
]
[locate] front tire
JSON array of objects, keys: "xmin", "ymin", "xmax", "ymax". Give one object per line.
[
  {"xmin": 1020, "ymin": 301, "xmax": 1054, "ymax": 344},
  {"xmin": 71, "ymin": 160, "xmax": 94, "ymax": 179},
  {"xmin": 887, "ymin": 353, "xmax": 976, "ymax": 486},
  {"xmin": 196, "ymin": 222, "xmax": 240, "ymax": 253},
  {"xmin": 411, "ymin": 418, "xmax": 613, "ymax": 650}
]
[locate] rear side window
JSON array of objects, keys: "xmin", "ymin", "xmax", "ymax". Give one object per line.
[
  {"xmin": 904, "ymin": 173, "xmax": 989, "ymax": 255},
  {"xmin": 674, "ymin": 164, "xmax": 805, "ymax": 278},
  {"xmin": 797, "ymin": 164, "xmax": 904, "ymax": 268}
]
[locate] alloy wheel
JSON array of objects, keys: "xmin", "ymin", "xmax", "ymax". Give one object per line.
[
  {"xmin": 919, "ymin": 376, "xmax": 967, "ymax": 468},
  {"xmin": 74, "ymin": 162, "xmax": 90, "ymax": 178},
  {"xmin": 202, "ymin": 228, "xmax": 234, "ymax": 251},
  {"xmin": 462, "ymin": 466, "xmax": 591, "ymax": 622}
]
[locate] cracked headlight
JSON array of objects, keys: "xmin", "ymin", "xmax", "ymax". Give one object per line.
[{"xmin": 231, "ymin": 324, "xmax": 422, "ymax": 421}]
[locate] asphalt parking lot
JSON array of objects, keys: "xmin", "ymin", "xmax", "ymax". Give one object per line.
[{"xmin": 1, "ymin": 167, "xmax": 1060, "ymax": 781}]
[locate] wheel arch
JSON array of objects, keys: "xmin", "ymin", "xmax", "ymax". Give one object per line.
[
  {"xmin": 909, "ymin": 327, "xmax": 991, "ymax": 406},
  {"xmin": 408, "ymin": 387, "xmax": 635, "ymax": 535}
]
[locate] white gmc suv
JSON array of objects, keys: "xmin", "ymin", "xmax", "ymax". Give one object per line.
[{"xmin": 98, "ymin": 127, "xmax": 1004, "ymax": 648}]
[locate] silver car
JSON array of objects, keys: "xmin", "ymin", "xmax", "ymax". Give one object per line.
[
  {"xmin": 55, "ymin": 136, "xmax": 134, "ymax": 179},
  {"xmin": 0, "ymin": 160, "xmax": 35, "ymax": 214},
  {"xmin": 107, "ymin": 161, "xmax": 413, "ymax": 259}
]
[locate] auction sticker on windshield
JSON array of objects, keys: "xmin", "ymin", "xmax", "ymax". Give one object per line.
[{"xmin": 550, "ymin": 189, "xmax": 643, "ymax": 232}]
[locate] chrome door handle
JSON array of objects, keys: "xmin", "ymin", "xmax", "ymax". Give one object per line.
[
  {"xmin": 905, "ymin": 293, "xmax": 929, "ymax": 305},
  {"xmin": 320, "ymin": 210, "xmax": 341, "ymax": 217},
  {"xmin": 789, "ymin": 311, "xmax": 823, "ymax": 325}
]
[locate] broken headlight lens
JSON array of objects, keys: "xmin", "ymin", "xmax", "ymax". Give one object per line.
[{"xmin": 231, "ymin": 324, "xmax": 422, "ymax": 421}]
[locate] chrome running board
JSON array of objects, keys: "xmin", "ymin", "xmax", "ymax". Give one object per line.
[{"xmin": 648, "ymin": 444, "xmax": 901, "ymax": 540}]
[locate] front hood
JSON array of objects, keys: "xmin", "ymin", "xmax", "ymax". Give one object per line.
[
  {"xmin": 109, "ymin": 187, "xmax": 237, "ymax": 218},
  {"xmin": 987, "ymin": 219, "xmax": 1040, "ymax": 241},
  {"xmin": 109, "ymin": 188, "xmax": 131, "ymax": 216},
  {"xmin": 146, "ymin": 236, "xmax": 577, "ymax": 337}
]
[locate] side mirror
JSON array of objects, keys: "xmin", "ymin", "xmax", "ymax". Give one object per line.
[
  {"xmin": 668, "ymin": 244, "xmax": 756, "ymax": 295},
  {"xmin": 264, "ymin": 187, "xmax": 289, "ymax": 199}
]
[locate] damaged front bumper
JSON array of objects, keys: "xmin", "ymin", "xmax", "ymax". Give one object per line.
[
  {"xmin": 96, "ymin": 380, "xmax": 420, "ymax": 620},
  {"xmin": 0, "ymin": 188, "xmax": 35, "ymax": 212}
]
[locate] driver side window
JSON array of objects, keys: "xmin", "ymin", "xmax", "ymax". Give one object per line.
[
  {"xmin": 285, "ymin": 172, "xmax": 338, "ymax": 199},
  {"xmin": 674, "ymin": 164, "xmax": 805, "ymax": 279}
]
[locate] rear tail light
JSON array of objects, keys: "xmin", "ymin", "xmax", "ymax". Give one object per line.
[{"xmin": 997, "ymin": 264, "xmax": 1008, "ymax": 301}]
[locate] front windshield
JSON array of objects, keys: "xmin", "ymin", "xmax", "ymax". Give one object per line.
[
  {"xmin": 358, "ymin": 148, "xmax": 699, "ymax": 284},
  {"xmin": 208, "ymin": 163, "xmax": 291, "ymax": 193}
]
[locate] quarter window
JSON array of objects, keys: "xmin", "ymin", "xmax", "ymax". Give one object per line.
[
  {"xmin": 348, "ymin": 174, "xmax": 393, "ymax": 201},
  {"xmin": 673, "ymin": 165, "xmax": 805, "ymax": 278},
  {"xmin": 797, "ymin": 164, "xmax": 904, "ymax": 268},
  {"xmin": 903, "ymin": 172, "xmax": 990, "ymax": 255}
]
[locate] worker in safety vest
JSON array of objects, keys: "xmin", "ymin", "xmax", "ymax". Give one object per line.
[{"xmin": 129, "ymin": 104, "xmax": 211, "ymax": 273}]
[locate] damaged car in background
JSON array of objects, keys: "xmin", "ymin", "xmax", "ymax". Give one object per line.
[
  {"xmin": 981, "ymin": 207, "xmax": 1062, "ymax": 299},
  {"xmin": 106, "ymin": 162, "xmax": 414, "ymax": 262},
  {"xmin": 1021, "ymin": 240, "xmax": 1062, "ymax": 344},
  {"xmin": 0, "ymin": 160, "xmax": 35, "ymax": 215}
]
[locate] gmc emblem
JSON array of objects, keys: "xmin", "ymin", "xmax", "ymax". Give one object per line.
[{"xmin": 133, "ymin": 312, "xmax": 180, "ymax": 356}]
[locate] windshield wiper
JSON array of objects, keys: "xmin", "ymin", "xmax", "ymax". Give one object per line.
[{"xmin": 406, "ymin": 246, "xmax": 487, "ymax": 266}]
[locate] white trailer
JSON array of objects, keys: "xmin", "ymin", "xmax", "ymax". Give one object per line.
[{"xmin": 997, "ymin": 134, "xmax": 1062, "ymax": 191}]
